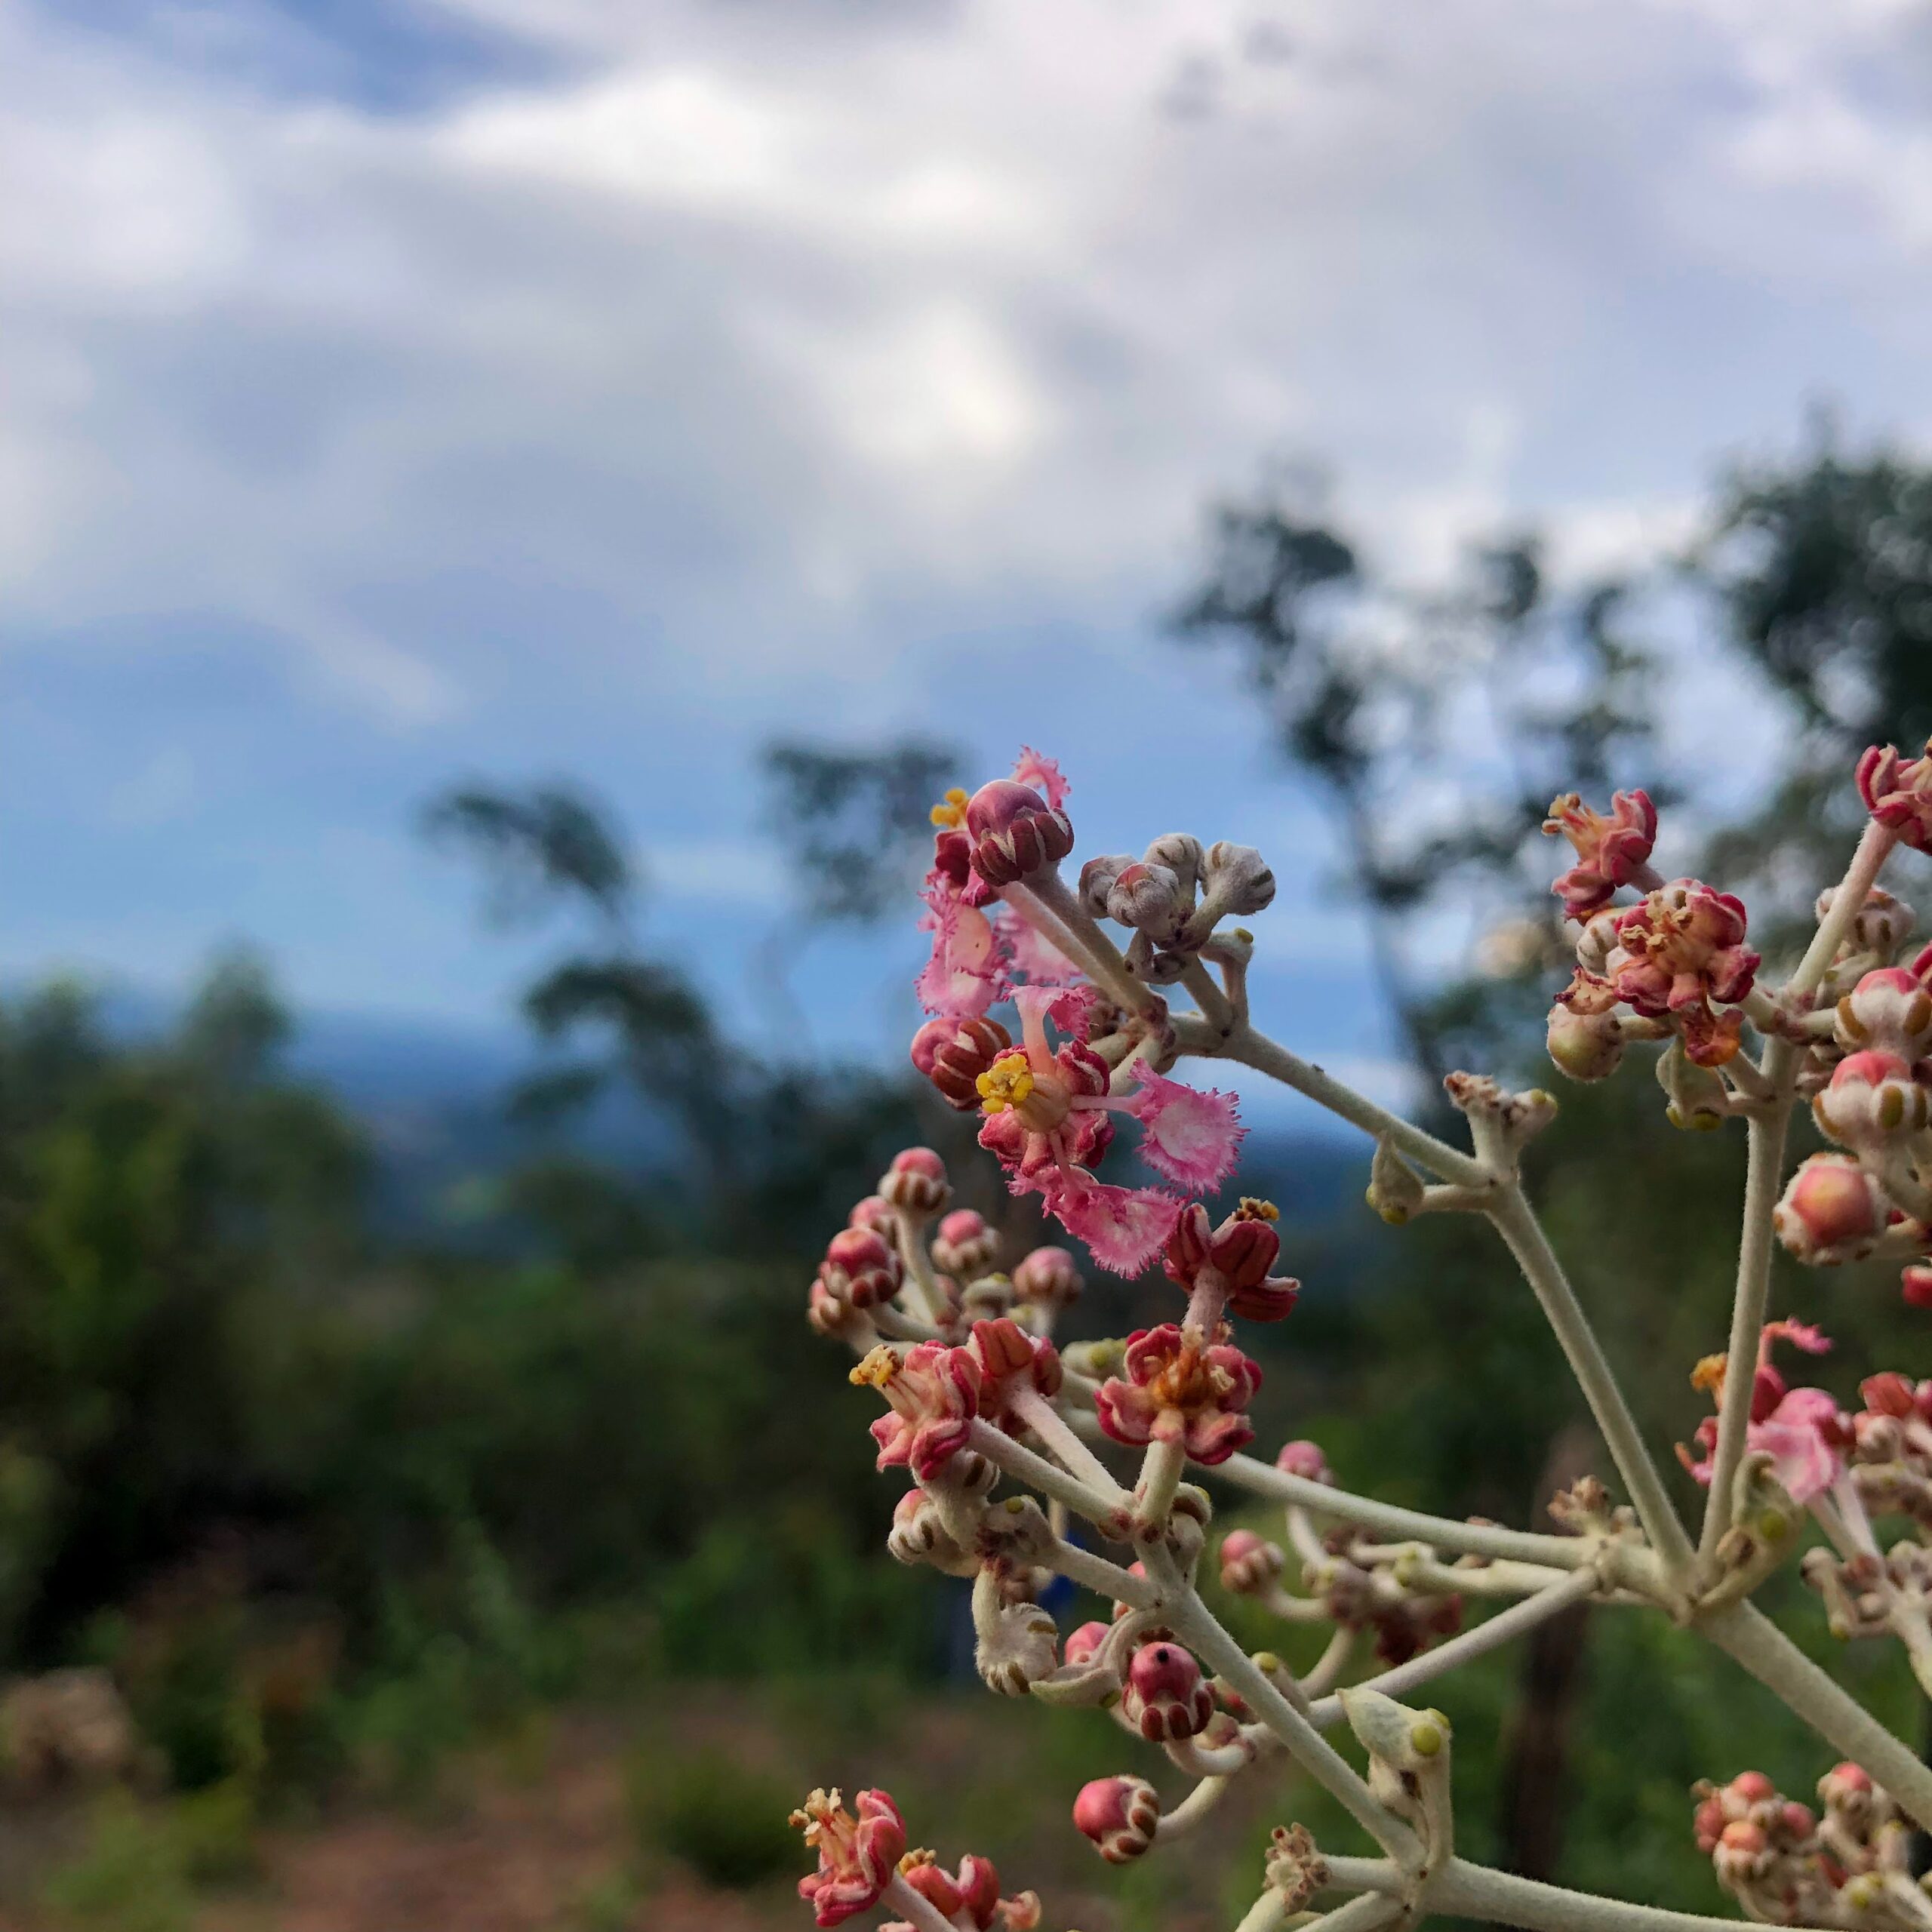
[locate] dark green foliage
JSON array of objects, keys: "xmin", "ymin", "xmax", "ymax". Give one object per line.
[{"xmin": 630, "ymin": 1746, "xmax": 802, "ymax": 1887}]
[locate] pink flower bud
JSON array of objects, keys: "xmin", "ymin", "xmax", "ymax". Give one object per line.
[
  {"xmin": 1837, "ymin": 967, "xmax": 1932, "ymax": 1057},
  {"xmin": 1072, "ymin": 1775, "xmax": 1160, "ymax": 1863},
  {"xmin": 848, "ymin": 1195, "xmax": 897, "ymax": 1234},
  {"xmin": 934, "ymin": 1209, "xmax": 1001, "ymax": 1280},
  {"xmin": 967, "ymin": 1316, "xmax": 1063, "ymax": 1420},
  {"xmin": 912, "ymin": 1017, "xmax": 1014, "ymax": 1112},
  {"xmin": 1693, "ymin": 1794, "xmax": 1727, "ymax": 1854},
  {"xmin": 1121, "ymin": 1641, "xmax": 1214, "ymax": 1742},
  {"xmin": 1773, "ymin": 1155, "xmax": 1890, "ymax": 1264},
  {"xmin": 1730, "ymin": 1770, "xmax": 1777, "ymax": 1805},
  {"xmin": 964, "ymin": 780, "xmax": 1074, "ymax": 888},
  {"xmin": 1857, "ymin": 739, "xmax": 1932, "ymax": 852},
  {"xmin": 879, "ymin": 1147, "xmax": 950, "ymax": 1217},
  {"xmin": 1275, "ymin": 1439, "xmax": 1334, "ymax": 1484},
  {"xmin": 1814, "ymin": 1049, "xmax": 1930, "ymax": 1152},
  {"xmin": 1712, "ymin": 1818, "xmax": 1771, "ymax": 1886},
  {"xmin": 1218, "ymin": 1528, "xmax": 1285, "ymax": 1594},
  {"xmin": 1011, "ymin": 1245, "xmax": 1082, "ymax": 1309},
  {"xmin": 808, "ymin": 1278, "xmax": 867, "ymax": 1339},
  {"xmin": 1063, "ymin": 1620, "xmax": 1111, "ymax": 1668},
  {"xmin": 1862, "ymin": 1372, "xmax": 1917, "ymax": 1419},
  {"xmin": 1820, "ymin": 1761, "xmax": 1875, "ymax": 1811},
  {"xmin": 822, "ymin": 1226, "xmax": 903, "ymax": 1310},
  {"xmin": 1905, "ymin": 1264, "xmax": 1932, "ymax": 1310}
]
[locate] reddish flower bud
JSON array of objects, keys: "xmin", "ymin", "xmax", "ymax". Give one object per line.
[
  {"xmin": 967, "ymin": 1317, "xmax": 1063, "ymax": 1423},
  {"xmin": 1218, "ymin": 1527, "xmax": 1285, "ymax": 1595},
  {"xmin": 1011, "ymin": 1245, "xmax": 1082, "ymax": 1309},
  {"xmin": 912, "ymin": 1016, "xmax": 1014, "ymax": 1112},
  {"xmin": 1905, "ymin": 1264, "xmax": 1932, "ymax": 1309},
  {"xmin": 1712, "ymin": 1817, "xmax": 1771, "ymax": 1887},
  {"xmin": 848, "ymin": 1195, "xmax": 898, "ymax": 1234},
  {"xmin": 1105, "ymin": 860, "xmax": 1186, "ymax": 940},
  {"xmin": 964, "ymin": 780, "xmax": 1075, "ymax": 888},
  {"xmin": 1837, "ymin": 966, "xmax": 1932, "ymax": 1057},
  {"xmin": 1730, "ymin": 1770, "xmax": 1777, "ymax": 1804},
  {"xmin": 1063, "ymin": 1620, "xmax": 1111, "ymax": 1668},
  {"xmin": 1820, "ymin": 1761, "xmax": 1875, "ymax": 1810},
  {"xmin": 822, "ymin": 1226, "xmax": 903, "ymax": 1310},
  {"xmin": 1693, "ymin": 1794, "xmax": 1727, "ymax": 1854},
  {"xmin": 1862, "ymin": 1372, "xmax": 1917, "ymax": 1419},
  {"xmin": 934, "ymin": 1208, "xmax": 1001, "ymax": 1280},
  {"xmin": 1773, "ymin": 1155, "xmax": 1890, "ymax": 1264},
  {"xmin": 1814, "ymin": 1049, "xmax": 1929, "ymax": 1153},
  {"xmin": 880, "ymin": 1147, "xmax": 949, "ymax": 1217},
  {"xmin": 1275, "ymin": 1439, "xmax": 1335, "ymax": 1484},
  {"xmin": 1121, "ymin": 1641, "xmax": 1214, "ymax": 1742},
  {"xmin": 1072, "ymin": 1775, "xmax": 1159, "ymax": 1863}
]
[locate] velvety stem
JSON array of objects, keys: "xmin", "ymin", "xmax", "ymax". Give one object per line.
[
  {"xmin": 1008, "ymin": 1386, "xmax": 1128, "ymax": 1503},
  {"xmin": 966, "ymin": 1419, "xmax": 1122, "ymax": 1528},
  {"xmin": 1488, "ymin": 1186, "xmax": 1697, "ymax": 1580},
  {"xmin": 1697, "ymin": 1063, "xmax": 1794, "ymax": 1567},
  {"xmin": 1428, "ymin": 1857, "xmax": 1801, "ymax": 1932}
]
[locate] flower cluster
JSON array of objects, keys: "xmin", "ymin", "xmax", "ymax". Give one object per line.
[
  {"xmin": 1694, "ymin": 1764, "xmax": 1915, "ymax": 1927},
  {"xmin": 768, "ymin": 741, "xmax": 1932, "ymax": 1932}
]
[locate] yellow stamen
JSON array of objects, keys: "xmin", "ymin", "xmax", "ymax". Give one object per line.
[
  {"xmin": 930, "ymin": 786, "xmax": 970, "ymax": 829},
  {"xmin": 1235, "ymin": 1197, "xmax": 1279, "ymax": 1223},
  {"xmin": 977, "ymin": 1050, "xmax": 1036, "ymax": 1114},
  {"xmin": 1690, "ymin": 1352, "xmax": 1727, "ymax": 1395},
  {"xmin": 851, "ymin": 1346, "xmax": 901, "ymax": 1389},
  {"xmin": 899, "ymin": 1850, "xmax": 937, "ymax": 1873}
]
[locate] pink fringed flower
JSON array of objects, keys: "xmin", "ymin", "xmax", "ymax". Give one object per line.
[
  {"xmin": 1544, "ymin": 789, "xmax": 1659, "ymax": 921},
  {"xmin": 1094, "ymin": 1323, "xmax": 1260, "ymax": 1466},
  {"xmin": 996, "ymin": 903, "xmax": 1086, "ymax": 988},
  {"xmin": 1609, "ymin": 880, "xmax": 1759, "ymax": 1067},
  {"xmin": 1121, "ymin": 1068, "xmax": 1244, "ymax": 1191},
  {"xmin": 1857, "ymin": 739, "xmax": 1932, "ymax": 852},
  {"xmin": 1679, "ymin": 1324, "xmax": 1850, "ymax": 1506},
  {"xmin": 1042, "ymin": 1175, "xmax": 1182, "ymax": 1275},
  {"xmin": 1010, "ymin": 746, "xmax": 1069, "ymax": 811},
  {"xmin": 915, "ymin": 891, "xmax": 1010, "ymax": 1019},
  {"xmin": 1163, "ymin": 1198, "xmax": 1300, "ymax": 1324},
  {"xmin": 792, "ymin": 1787, "xmax": 907, "ymax": 1927},
  {"xmin": 855, "ymin": 1343, "xmax": 983, "ymax": 1483}
]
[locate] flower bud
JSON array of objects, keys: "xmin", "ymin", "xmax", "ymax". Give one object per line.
[
  {"xmin": 1656, "ymin": 1038, "xmax": 1729, "ymax": 1131},
  {"xmin": 1712, "ymin": 1818, "xmax": 1771, "ymax": 1886},
  {"xmin": 1814, "ymin": 1049, "xmax": 1930, "ymax": 1152},
  {"xmin": 1904, "ymin": 1264, "xmax": 1932, "ymax": 1309},
  {"xmin": 1072, "ymin": 1775, "xmax": 1159, "ymax": 1863},
  {"xmin": 848, "ymin": 1195, "xmax": 897, "ymax": 1234},
  {"xmin": 1218, "ymin": 1528, "xmax": 1285, "ymax": 1595},
  {"xmin": 1275, "ymin": 1438, "xmax": 1334, "ymax": 1484},
  {"xmin": 1824, "ymin": 884, "xmax": 1917, "ymax": 959},
  {"xmin": 1105, "ymin": 862, "xmax": 1186, "ymax": 940},
  {"xmin": 808, "ymin": 1277, "xmax": 867, "ymax": 1339},
  {"xmin": 1774, "ymin": 1154, "xmax": 1889, "ymax": 1264},
  {"xmin": 1546, "ymin": 1001, "xmax": 1626, "ymax": 1082},
  {"xmin": 1201, "ymin": 841, "xmax": 1276, "ymax": 915},
  {"xmin": 912, "ymin": 1016, "xmax": 1014, "ymax": 1112},
  {"xmin": 821, "ymin": 1226, "xmax": 903, "ymax": 1310},
  {"xmin": 958, "ymin": 1272, "xmax": 1016, "ymax": 1324},
  {"xmin": 1837, "ymin": 967, "xmax": 1932, "ymax": 1057},
  {"xmin": 1121, "ymin": 1641, "xmax": 1213, "ymax": 1742},
  {"xmin": 879, "ymin": 1146, "xmax": 950, "ymax": 1217},
  {"xmin": 1078, "ymin": 853, "xmax": 1131, "ymax": 916},
  {"xmin": 1365, "ymin": 1138, "xmax": 1426, "ymax": 1224},
  {"xmin": 1820, "ymin": 1761, "xmax": 1875, "ymax": 1817},
  {"xmin": 1144, "ymin": 832, "xmax": 1203, "ymax": 900},
  {"xmin": 1011, "ymin": 1245, "xmax": 1082, "ymax": 1310},
  {"xmin": 1063, "ymin": 1620, "xmax": 1111, "ymax": 1668},
  {"xmin": 934, "ymin": 1209, "xmax": 1000, "ymax": 1280},
  {"xmin": 887, "ymin": 1486, "xmax": 971, "ymax": 1570},
  {"xmin": 1857, "ymin": 738, "xmax": 1932, "ymax": 853},
  {"xmin": 964, "ymin": 780, "xmax": 1074, "ymax": 887},
  {"xmin": 976, "ymin": 1600, "xmax": 1060, "ymax": 1697}
]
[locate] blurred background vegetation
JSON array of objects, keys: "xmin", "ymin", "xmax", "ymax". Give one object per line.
[{"xmin": 11, "ymin": 426, "xmax": 1932, "ymax": 1930}]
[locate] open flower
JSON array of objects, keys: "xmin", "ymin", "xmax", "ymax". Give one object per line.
[
  {"xmin": 1163, "ymin": 1198, "xmax": 1300, "ymax": 1323},
  {"xmin": 915, "ymin": 891, "xmax": 1010, "ymax": 1019},
  {"xmin": 1857, "ymin": 738, "xmax": 1932, "ymax": 852},
  {"xmin": 855, "ymin": 1343, "xmax": 983, "ymax": 1484},
  {"xmin": 792, "ymin": 1787, "xmax": 907, "ymax": 1927},
  {"xmin": 1544, "ymin": 789, "xmax": 1659, "ymax": 921},
  {"xmin": 965, "ymin": 1317, "xmax": 1063, "ymax": 1429},
  {"xmin": 1094, "ymin": 1324, "xmax": 1261, "ymax": 1465},
  {"xmin": 891, "ymin": 1850, "xmax": 1041, "ymax": 1932},
  {"xmin": 1608, "ymin": 880, "xmax": 1758, "ymax": 1066},
  {"xmin": 1678, "ymin": 1323, "xmax": 1849, "ymax": 1506}
]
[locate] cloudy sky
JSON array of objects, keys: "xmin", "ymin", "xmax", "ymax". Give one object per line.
[{"xmin": 5, "ymin": 0, "xmax": 1928, "ymax": 1109}]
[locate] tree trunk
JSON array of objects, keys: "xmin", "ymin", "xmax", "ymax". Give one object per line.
[{"xmin": 1494, "ymin": 1423, "xmax": 1598, "ymax": 1893}]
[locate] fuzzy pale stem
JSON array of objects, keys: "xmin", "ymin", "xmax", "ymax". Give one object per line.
[
  {"xmin": 1217, "ymin": 1020, "xmax": 1489, "ymax": 1186},
  {"xmin": 965, "ymin": 1418, "xmax": 1124, "ymax": 1527},
  {"xmin": 891, "ymin": 1209, "xmax": 948, "ymax": 1328},
  {"xmin": 1003, "ymin": 873, "xmax": 1155, "ymax": 1017},
  {"xmin": 1488, "ymin": 1184, "xmax": 1697, "ymax": 1582},
  {"xmin": 1006, "ymin": 1385, "xmax": 1129, "ymax": 1504},
  {"xmin": 1704, "ymin": 1598, "xmax": 1932, "ymax": 1833},
  {"xmin": 1697, "ymin": 1066, "xmax": 1795, "ymax": 1569},
  {"xmin": 1789, "ymin": 820, "xmax": 1900, "ymax": 999},
  {"xmin": 1427, "ymin": 1857, "xmax": 1805, "ymax": 1932},
  {"xmin": 1306, "ymin": 1567, "xmax": 1600, "ymax": 1729},
  {"xmin": 1136, "ymin": 1435, "xmax": 1187, "ymax": 1527},
  {"xmin": 1178, "ymin": 955, "xmax": 1236, "ymax": 1036}
]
